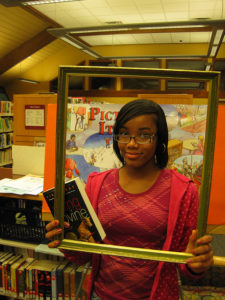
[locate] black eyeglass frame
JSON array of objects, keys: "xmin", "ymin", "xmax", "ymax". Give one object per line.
[{"xmin": 114, "ymin": 133, "xmax": 156, "ymax": 144}]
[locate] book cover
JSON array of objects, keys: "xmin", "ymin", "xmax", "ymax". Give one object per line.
[{"xmin": 43, "ymin": 176, "xmax": 106, "ymax": 242}]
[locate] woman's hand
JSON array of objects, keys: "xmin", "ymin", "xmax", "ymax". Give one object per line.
[
  {"xmin": 45, "ymin": 219, "xmax": 70, "ymax": 248},
  {"xmin": 185, "ymin": 229, "xmax": 214, "ymax": 274}
]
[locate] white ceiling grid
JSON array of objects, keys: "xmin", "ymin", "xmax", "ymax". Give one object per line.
[{"xmin": 33, "ymin": 0, "xmax": 225, "ymax": 45}]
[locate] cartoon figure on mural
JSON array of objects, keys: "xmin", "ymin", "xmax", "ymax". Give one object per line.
[
  {"xmin": 65, "ymin": 157, "xmax": 80, "ymax": 180},
  {"xmin": 73, "ymin": 106, "xmax": 87, "ymax": 131},
  {"xmin": 104, "ymin": 136, "xmax": 111, "ymax": 148},
  {"xmin": 90, "ymin": 153, "xmax": 96, "ymax": 165},
  {"xmin": 192, "ymin": 135, "xmax": 204, "ymax": 155},
  {"xmin": 66, "ymin": 134, "xmax": 78, "ymax": 151},
  {"xmin": 182, "ymin": 157, "xmax": 193, "ymax": 179}
]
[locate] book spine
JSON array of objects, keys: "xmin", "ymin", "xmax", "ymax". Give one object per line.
[
  {"xmin": 70, "ymin": 269, "xmax": 76, "ymax": 300},
  {"xmin": 25, "ymin": 265, "xmax": 30, "ymax": 299},
  {"xmin": 37, "ymin": 269, "xmax": 46, "ymax": 300},
  {"xmin": 18, "ymin": 269, "xmax": 26, "ymax": 298},
  {"xmin": 51, "ymin": 268, "xmax": 57, "ymax": 300},
  {"xmin": 34, "ymin": 268, "xmax": 39, "ymax": 300},
  {"xmin": 56, "ymin": 269, "xmax": 64, "ymax": 300},
  {"xmin": 64, "ymin": 269, "xmax": 70, "ymax": 300},
  {"xmin": 45, "ymin": 270, "xmax": 52, "ymax": 300}
]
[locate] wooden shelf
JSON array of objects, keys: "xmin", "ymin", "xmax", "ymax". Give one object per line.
[
  {"xmin": 0, "ymin": 192, "xmax": 43, "ymax": 201},
  {"xmin": 0, "ymin": 160, "xmax": 13, "ymax": 167},
  {"xmin": 0, "ymin": 238, "xmax": 37, "ymax": 250},
  {"xmin": 0, "ymin": 113, "xmax": 13, "ymax": 117}
]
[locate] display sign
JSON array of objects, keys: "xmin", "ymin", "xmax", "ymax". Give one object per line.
[{"xmin": 25, "ymin": 105, "xmax": 45, "ymax": 129}]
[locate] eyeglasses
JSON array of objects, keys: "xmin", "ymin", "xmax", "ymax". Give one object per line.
[{"xmin": 114, "ymin": 133, "xmax": 156, "ymax": 144}]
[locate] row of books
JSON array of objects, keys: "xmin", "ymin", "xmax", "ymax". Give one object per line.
[
  {"xmin": 0, "ymin": 251, "xmax": 90, "ymax": 300},
  {"xmin": 0, "ymin": 147, "xmax": 12, "ymax": 165},
  {"xmin": 0, "ymin": 117, "xmax": 13, "ymax": 132},
  {"xmin": 0, "ymin": 101, "xmax": 12, "ymax": 114},
  {"xmin": 0, "ymin": 132, "xmax": 12, "ymax": 149}
]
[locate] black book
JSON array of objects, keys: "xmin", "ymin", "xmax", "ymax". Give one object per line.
[{"xmin": 43, "ymin": 177, "xmax": 106, "ymax": 242}]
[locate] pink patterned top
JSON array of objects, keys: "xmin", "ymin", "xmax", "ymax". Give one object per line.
[
  {"xmin": 62, "ymin": 169, "xmax": 202, "ymax": 300},
  {"xmin": 94, "ymin": 169, "xmax": 171, "ymax": 299}
]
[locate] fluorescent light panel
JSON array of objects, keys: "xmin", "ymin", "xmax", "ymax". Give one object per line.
[
  {"xmin": 205, "ymin": 64, "xmax": 211, "ymax": 71},
  {"xmin": 60, "ymin": 36, "xmax": 83, "ymax": 49},
  {"xmin": 139, "ymin": 25, "xmax": 206, "ymax": 30},
  {"xmin": 213, "ymin": 29, "xmax": 224, "ymax": 45},
  {"xmin": 19, "ymin": 78, "xmax": 40, "ymax": 84},
  {"xmin": 71, "ymin": 28, "xmax": 130, "ymax": 34},
  {"xmin": 22, "ymin": 0, "xmax": 81, "ymax": 5},
  {"xmin": 82, "ymin": 49, "xmax": 100, "ymax": 58},
  {"xmin": 210, "ymin": 45, "xmax": 218, "ymax": 57}
]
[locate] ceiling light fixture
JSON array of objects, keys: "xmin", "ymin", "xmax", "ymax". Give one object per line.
[
  {"xmin": 139, "ymin": 25, "xmax": 206, "ymax": 30},
  {"xmin": 104, "ymin": 55, "xmax": 205, "ymax": 60},
  {"xmin": 60, "ymin": 35, "xmax": 84, "ymax": 49},
  {"xmin": 22, "ymin": 0, "xmax": 82, "ymax": 5},
  {"xmin": 213, "ymin": 29, "xmax": 224, "ymax": 45},
  {"xmin": 205, "ymin": 64, "xmax": 212, "ymax": 71},
  {"xmin": 210, "ymin": 45, "xmax": 218, "ymax": 57},
  {"xmin": 82, "ymin": 49, "xmax": 101, "ymax": 59},
  {"xmin": 18, "ymin": 78, "xmax": 40, "ymax": 84},
  {"xmin": 70, "ymin": 28, "xmax": 130, "ymax": 34}
]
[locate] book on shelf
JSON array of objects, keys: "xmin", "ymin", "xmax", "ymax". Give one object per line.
[
  {"xmin": 3, "ymin": 254, "xmax": 22, "ymax": 296},
  {"xmin": 0, "ymin": 252, "xmax": 14, "ymax": 293},
  {"xmin": 34, "ymin": 259, "xmax": 60, "ymax": 300},
  {"xmin": 10, "ymin": 257, "xmax": 26, "ymax": 298},
  {"xmin": 17, "ymin": 257, "xmax": 35, "ymax": 299},
  {"xmin": 73, "ymin": 264, "xmax": 90, "ymax": 300},
  {"xmin": 43, "ymin": 176, "xmax": 106, "ymax": 243},
  {"xmin": 69, "ymin": 266, "xmax": 77, "ymax": 300},
  {"xmin": 51, "ymin": 264, "xmax": 58, "ymax": 300},
  {"xmin": 63, "ymin": 264, "xmax": 74, "ymax": 300},
  {"xmin": 55, "ymin": 260, "xmax": 70, "ymax": 300}
]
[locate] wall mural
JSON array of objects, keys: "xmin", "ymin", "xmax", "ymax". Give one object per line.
[{"xmin": 64, "ymin": 98, "xmax": 207, "ymax": 189}]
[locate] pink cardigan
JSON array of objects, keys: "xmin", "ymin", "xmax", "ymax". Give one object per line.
[{"xmin": 63, "ymin": 169, "xmax": 203, "ymax": 300}]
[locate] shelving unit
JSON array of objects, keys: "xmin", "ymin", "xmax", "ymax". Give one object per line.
[
  {"xmin": 0, "ymin": 100, "xmax": 13, "ymax": 167},
  {"xmin": 0, "ymin": 191, "xmax": 90, "ymax": 300}
]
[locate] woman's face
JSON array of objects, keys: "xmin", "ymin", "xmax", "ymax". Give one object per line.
[{"xmin": 118, "ymin": 114, "xmax": 158, "ymax": 169}]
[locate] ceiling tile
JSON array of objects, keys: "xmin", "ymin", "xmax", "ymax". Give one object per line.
[
  {"xmin": 133, "ymin": 33, "xmax": 154, "ymax": 44},
  {"xmin": 152, "ymin": 33, "xmax": 172, "ymax": 43},
  {"xmin": 171, "ymin": 32, "xmax": 190, "ymax": 43},
  {"xmin": 190, "ymin": 32, "xmax": 212, "ymax": 43},
  {"xmin": 165, "ymin": 11, "xmax": 189, "ymax": 20}
]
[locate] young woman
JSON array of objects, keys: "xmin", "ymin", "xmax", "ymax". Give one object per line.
[{"xmin": 46, "ymin": 99, "xmax": 213, "ymax": 300}]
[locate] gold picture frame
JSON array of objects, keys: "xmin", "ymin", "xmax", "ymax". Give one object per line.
[{"xmin": 55, "ymin": 65, "xmax": 220, "ymax": 264}]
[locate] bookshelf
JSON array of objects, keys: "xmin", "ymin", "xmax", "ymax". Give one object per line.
[
  {"xmin": 0, "ymin": 192, "xmax": 72, "ymax": 300},
  {"xmin": 0, "ymin": 100, "xmax": 13, "ymax": 167}
]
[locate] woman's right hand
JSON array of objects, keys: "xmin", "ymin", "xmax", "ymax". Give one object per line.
[{"xmin": 45, "ymin": 219, "xmax": 70, "ymax": 248}]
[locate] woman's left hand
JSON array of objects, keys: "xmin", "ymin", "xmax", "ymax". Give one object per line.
[{"xmin": 185, "ymin": 229, "xmax": 214, "ymax": 274}]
